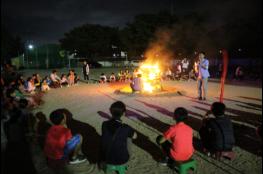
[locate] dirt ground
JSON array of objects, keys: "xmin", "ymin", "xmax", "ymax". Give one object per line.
[{"xmin": 21, "ymin": 68, "xmax": 262, "ymax": 174}]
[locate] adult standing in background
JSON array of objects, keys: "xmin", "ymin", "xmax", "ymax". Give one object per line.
[
  {"xmin": 197, "ymin": 52, "xmax": 210, "ymax": 100},
  {"xmin": 82, "ymin": 61, "xmax": 89, "ymax": 81}
]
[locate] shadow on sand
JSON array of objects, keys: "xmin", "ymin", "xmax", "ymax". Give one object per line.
[
  {"xmin": 57, "ymin": 108, "xmax": 101, "ymax": 164},
  {"xmin": 135, "ymin": 100, "xmax": 261, "ymax": 155}
]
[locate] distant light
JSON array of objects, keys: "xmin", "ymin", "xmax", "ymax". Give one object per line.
[
  {"xmin": 219, "ymin": 50, "xmax": 222, "ymax": 54},
  {"xmin": 28, "ymin": 44, "xmax": 34, "ymax": 50},
  {"xmin": 238, "ymin": 48, "xmax": 242, "ymax": 52}
]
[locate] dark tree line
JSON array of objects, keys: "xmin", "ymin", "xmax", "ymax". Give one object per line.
[
  {"xmin": 2, "ymin": 10, "xmax": 261, "ymax": 63},
  {"xmin": 1, "ymin": 26, "xmax": 24, "ymax": 63},
  {"xmin": 59, "ymin": 11, "xmax": 262, "ymax": 60}
]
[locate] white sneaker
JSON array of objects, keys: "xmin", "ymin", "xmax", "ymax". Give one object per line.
[{"xmin": 69, "ymin": 155, "xmax": 87, "ymax": 165}]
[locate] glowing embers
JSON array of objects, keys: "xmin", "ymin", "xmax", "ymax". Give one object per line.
[{"xmin": 138, "ymin": 63, "xmax": 162, "ymax": 93}]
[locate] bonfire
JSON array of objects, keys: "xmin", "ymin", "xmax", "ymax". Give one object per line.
[{"xmin": 138, "ymin": 62, "xmax": 162, "ymax": 93}]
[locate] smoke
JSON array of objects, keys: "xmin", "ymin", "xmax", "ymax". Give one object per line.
[{"xmin": 143, "ymin": 28, "xmax": 175, "ymax": 69}]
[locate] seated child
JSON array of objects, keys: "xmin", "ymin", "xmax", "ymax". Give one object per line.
[
  {"xmin": 41, "ymin": 78, "xmax": 51, "ymax": 92},
  {"xmin": 130, "ymin": 74, "xmax": 143, "ymax": 92},
  {"xmin": 33, "ymin": 73, "xmax": 41, "ymax": 89},
  {"xmin": 101, "ymin": 101, "xmax": 137, "ymax": 167},
  {"xmin": 109, "ymin": 73, "xmax": 116, "ymax": 82},
  {"xmin": 50, "ymin": 70, "xmax": 61, "ymax": 88},
  {"xmin": 125, "ymin": 69, "xmax": 131, "ymax": 81},
  {"xmin": 44, "ymin": 109, "xmax": 86, "ymax": 165},
  {"xmin": 118, "ymin": 70, "xmax": 125, "ymax": 82},
  {"xmin": 26, "ymin": 77, "xmax": 36, "ymax": 94},
  {"xmin": 43, "ymin": 76, "xmax": 52, "ymax": 86},
  {"xmin": 157, "ymin": 107, "xmax": 194, "ymax": 165},
  {"xmin": 60, "ymin": 74, "xmax": 68, "ymax": 87},
  {"xmin": 199, "ymin": 102, "xmax": 235, "ymax": 155},
  {"xmin": 73, "ymin": 70, "xmax": 80, "ymax": 84},
  {"xmin": 99, "ymin": 73, "xmax": 107, "ymax": 83}
]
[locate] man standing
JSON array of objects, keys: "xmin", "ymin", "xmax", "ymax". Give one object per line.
[
  {"xmin": 82, "ymin": 61, "xmax": 89, "ymax": 81},
  {"xmin": 197, "ymin": 52, "xmax": 210, "ymax": 100}
]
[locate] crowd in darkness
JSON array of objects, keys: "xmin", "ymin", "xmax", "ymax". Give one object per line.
[{"xmin": 1, "ymin": 62, "xmax": 261, "ymax": 174}]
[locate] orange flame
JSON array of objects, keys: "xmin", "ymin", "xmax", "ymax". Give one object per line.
[{"xmin": 138, "ymin": 62, "xmax": 162, "ymax": 93}]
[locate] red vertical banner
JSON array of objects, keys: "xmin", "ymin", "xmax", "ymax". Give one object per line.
[{"xmin": 220, "ymin": 49, "xmax": 229, "ymax": 103}]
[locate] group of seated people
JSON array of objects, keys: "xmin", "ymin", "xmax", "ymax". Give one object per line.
[
  {"xmin": 49, "ymin": 69, "xmax": 80, "ymax": 88},
  {"xmin": 163, "ymin": 65, "xmax": 197, "ymax": 81},
  {"xmin": 98, "ymin": 69, "xmax": 140, "ymax": 83},
  {"xmin": 2, "ymin": 64, "xmax": 261, "ymax": 173},
  {"xmin": 1, "ymin": 63, "xmax": 261, "ymax": 173},
  {"xmin": 40, "ymin": 100, "xmax": 244, "ymax": 173},
  {"xmin": 1, "ymin": 67, "xmax": 44, "ymax": 108},
  {"xmin": 99, "ymin": 72, "xmax": 116, "ymax": 83}
]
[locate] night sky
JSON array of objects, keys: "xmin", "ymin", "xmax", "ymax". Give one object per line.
[{"xmin": 2, "ymin": 0, "xmax": 262, "ymax": 44}]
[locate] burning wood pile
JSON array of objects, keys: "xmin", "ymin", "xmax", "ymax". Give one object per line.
[{"xmin": 138, "ymin": 62, "xmax": 162, "ymax": 93}]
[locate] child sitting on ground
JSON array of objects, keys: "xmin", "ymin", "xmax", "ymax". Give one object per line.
[
  {"xmin": 33, "ymin": 73, "xmax": 41, "ymax": 89},
  {"xmin": 41, "ymin": 78, "xmax": 50, "ymax": 92},
  {"xmin": 26, "ymin": 77, "xmax": 36, "ymax": 94},
  {"xmin": 50, "ymin": 70, "xmax": 61, "ymax": 88},
  {"xmin": 109, "ymin": 73, "xmax": 116, "ymax": 82},
  {"xmin": 118, "ymin": 70, "xmax": 125, "ymax": 82},
  {"xmin": 72, "ymin": 70, "xmax": 80, "ymax": 84},
  {"xmin": 44, "ymin": 109, "xmax": 86, "ymax": 165},
  {"xmin": 99, "ymin": 73, "xmax": 107, "ymax": 83},
  {"xmin": 125, "ymin": 69, "xmax": 131, "ymax": 82},
  {"xmin": 60, "ymin": 74, "xmax": 68, "ymax": 87}
]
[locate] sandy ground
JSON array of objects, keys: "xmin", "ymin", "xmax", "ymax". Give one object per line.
[{"xmin": 21, "ymin": 68, "xmax": 262, "ymax": 174}]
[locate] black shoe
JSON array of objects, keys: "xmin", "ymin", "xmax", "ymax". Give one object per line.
[
  {"xmin": 198, "ymin": 97, "xmax": 202, "ymax": 100},
  {"xmin": 203, "ymin": 97, "xmax": 206, "ymax": 101}
]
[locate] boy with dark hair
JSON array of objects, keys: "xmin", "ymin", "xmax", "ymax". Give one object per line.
[
  {"xmin": 101, "ymin": 101, "xmax": 137, "ymax": 167},
  {"xmin": 156, "ymin": 107, "xmax": 194, "ymax": 166},
  {"xmin": 199, "ymin": 102, "xmax": 235, "ymax": 156},
  {"xmin": 44, "ymin": 109, "xmax": 86, "ymax": 165}
]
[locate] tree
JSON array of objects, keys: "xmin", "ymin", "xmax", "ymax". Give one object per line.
[
  {"xmin": 59, "ymin": 24, "xmax": 121, "ymax": 60},
  {"xmin": 1, "ymin": 26, "xmax": 24, "ymax": 63}
]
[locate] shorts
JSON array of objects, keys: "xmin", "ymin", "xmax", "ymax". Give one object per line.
[{"xmin": 62, "ymin": 134, "xmax": 81, "ymax": 159}]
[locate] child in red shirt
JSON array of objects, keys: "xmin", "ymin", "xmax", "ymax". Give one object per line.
[
  {"xmin": 156, "ymin": 107, "xmax": 194, "ymax": 165},
  {"xmin": 44, "ymin": 109, "xmax": 86, "ymax": 165}
]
